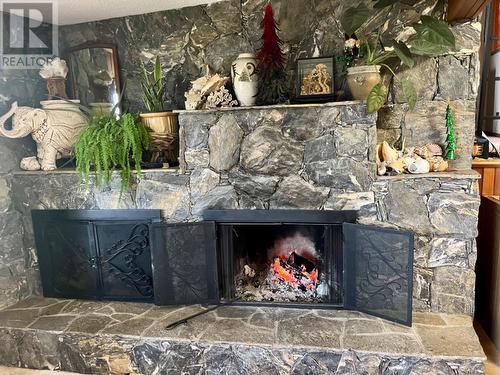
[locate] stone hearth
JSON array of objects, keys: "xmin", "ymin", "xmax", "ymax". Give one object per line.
[{"xmin": 0, "ymin": 297, "xmax": 485, "ymax": 374}]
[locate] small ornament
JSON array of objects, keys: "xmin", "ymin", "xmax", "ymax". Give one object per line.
[
  {"xmin": 39, "ymin": 57, "xmax": 69, "ymax": 99},
  {"xmin": 445, "ymin": 104, "xmax": 456, "ymax": 160},
  {"xmin": 184, "ymin": 73, "xmax": 237, "ymax": 110}
]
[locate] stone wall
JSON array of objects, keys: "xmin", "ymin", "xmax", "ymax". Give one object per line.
[
  {"xmin": 9, "ymin": 102, "xmax": 480, "ymax": 315},
  {"xmin": 0, "ymin": 138, "xmax": 36, "ymax": 309},
  {"xmin": 0, "ymin": 11, "xmax": 50, "ymax": 308},
  {"xmin": 58, "ymin": 0, "xmax": 480, "ymax": 169}
]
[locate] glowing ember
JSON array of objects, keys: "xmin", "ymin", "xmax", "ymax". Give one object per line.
[{"xmin": 271, "ymin": 253, "xmax": 319, "ymax": 291}]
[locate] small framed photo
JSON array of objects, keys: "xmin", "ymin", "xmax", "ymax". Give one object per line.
[{"xmin": 294, "ymin": 57, "xmax": 335, "ymax": 103}]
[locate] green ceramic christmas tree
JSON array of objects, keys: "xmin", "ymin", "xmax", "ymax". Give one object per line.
[{"xmin": 445, "ymin": 104, "xmax": 456, "ymax": 160}]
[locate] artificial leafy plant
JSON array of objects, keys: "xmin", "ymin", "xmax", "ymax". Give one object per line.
[
  {"xmin": 255, "ymin": 1, "xmax": 289, "ymax": 105},
  {"xmin": 340, "ymin": 1, "xmax": 456, "ymax": 112},
  {"xmin": 141, "ymin": 56, "xmax": 167, "ymax": 112},
  {"xmin": 445, "ymin": 104, "xmax": 456, "ymax": 160}
]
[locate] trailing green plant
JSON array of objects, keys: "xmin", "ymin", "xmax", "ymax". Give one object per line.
[
  {"xmin": 75, "ymin": 112, "xmax": 150, "ymax": 194},
  {"xmin": 340, "ymin": 1, "xmax": 456, "ymax": 112},
  {"xmin": 141, "ymin": 56, "xmax": 167, "ymax": 112}
]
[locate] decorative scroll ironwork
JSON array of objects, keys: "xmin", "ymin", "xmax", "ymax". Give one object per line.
[
  {"xmin": 355, "ymin": 229, "xmax": 408, "ymax": 311},
  {"xmin": 344, "ymin": 223, "xmax": 413, "ymax": 325},
  {"xmin": 100, "ymin": 224, "xmax": 154, "ymax": 297}
]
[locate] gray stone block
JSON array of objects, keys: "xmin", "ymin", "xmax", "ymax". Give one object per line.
[
  {"xmin": 208, "ymin": 114, "xmax": 244, "ymax": 172},
  {"xmin": 282, "ymin": 108, "xmax": 324, "ymax": 141},
  {"xmin": 192, "ymin": 185, "xmax": 238, "ymax": 216},
  {"xmin": 305, "ymin": 158, "xmax": 374, "ymax": 191},
  {"xmin": 228, "ymin": 171, "xmax": 280, "ymax": 198},
  {"xmin": 438, "ymin": 55, "xmax": 470, "ymax": 100},
  {"xmin": 394, "ymin": 57, "xmax": 438, "ymax": 103},
  {"xmin": 304, "ymin": 134, "xmax": 336, "ymax": 163},
  {"xmin": 334, "ymin": 126, "xmax": 368, "ymax": 160},
  {"xmin": 269, "ymin": 175, "xmax": 329, "ymax": 209},
  {"xmin": 427, "ymin": 192, "xmax": 480, "ymax": 238},
  {"xmin": 240, "ymin": 126, "xmax": 303, "ymax": 176},
  {"xmin": 377, "ymin": 104, "xmax": 408, "ymax": 130}
]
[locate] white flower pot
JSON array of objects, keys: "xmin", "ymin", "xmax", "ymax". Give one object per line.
[{"xmin": 231, "ymin": 53, "xmax": 258, "ymax": 107}]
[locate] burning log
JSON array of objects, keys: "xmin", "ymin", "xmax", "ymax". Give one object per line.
[{"xmin": 287, "ymin": 251, "xmax": 315, "ymax": 272}]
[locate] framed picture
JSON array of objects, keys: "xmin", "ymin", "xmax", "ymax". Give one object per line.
[{"xmin": 294, "ymin": 57, "xmax": 335, "ymax": 103}]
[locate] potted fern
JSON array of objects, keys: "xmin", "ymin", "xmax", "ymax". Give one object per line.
[
  {"xmin": 139, "ymin": 56, "xmax": 179, "ymax": 166},
  {"xmin": 75, "ymin": 112, "xmax": 150, "ymax": 193},
  {"xmin": 340, "ymin": 1, "xmax": 455, "ymax": 112}
]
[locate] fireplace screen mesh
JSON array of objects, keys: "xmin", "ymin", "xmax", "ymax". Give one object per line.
[
  {"xmin": 150, "ymin": 222, "xmax": 219, "ymax": 306},
  {"xmin": 343, "ymin": 223, "xmax": 414, "ymax": 325}
]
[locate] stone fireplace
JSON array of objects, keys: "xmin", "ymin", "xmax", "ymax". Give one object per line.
[{"xmin": 0, "ymin": 101, "xmax": 484, "ymax": 374}]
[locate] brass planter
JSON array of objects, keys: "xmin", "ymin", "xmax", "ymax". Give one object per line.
[
  {"xmin": 346, "ymin": 65, "xmax": 382, "ymax": 101},
  {"xmin": 140, "ymin": 112, "xmax": 179, "ymax": 165}
]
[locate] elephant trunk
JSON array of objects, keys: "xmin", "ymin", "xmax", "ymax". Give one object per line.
[{"xmin": 0, "ymin": 102, "xmax": 31, "ymax": 138}]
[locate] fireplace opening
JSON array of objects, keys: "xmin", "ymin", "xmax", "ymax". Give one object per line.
[
  {"xmin": 219, "ymin": 222, "xmax": 343, "ymax": 306},
  {"xmin": 233, "ymin": 225, "xmax": 332, "ymax": 303}
]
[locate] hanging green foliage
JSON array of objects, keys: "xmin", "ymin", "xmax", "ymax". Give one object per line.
[
  {"xmin": 75, "ymin": 113, "xmax": 150, "ymax": 194},
  {"xmin": 445, "ymin": 104, "xmax": 456, "ymax": 160}
]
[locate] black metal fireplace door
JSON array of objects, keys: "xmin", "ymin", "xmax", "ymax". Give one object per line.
[
  {"xmin": 150, "ymin": 216, "xmax": 414, "ymax": 326},
  {"xmin": 32, "ymin": 209, "xmax": 161, "ymax": 302}
]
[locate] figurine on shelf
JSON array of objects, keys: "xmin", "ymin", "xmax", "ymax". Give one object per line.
[
  {"xmin": 39, "ymin": 57, "xmax": 68, "ymax": 99},
  {"xmin": 184, "ymin": 71, "xmax": 238, "ymax": 110}
]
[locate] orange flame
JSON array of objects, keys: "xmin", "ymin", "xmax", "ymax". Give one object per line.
[{"xmin": 271, "ymin": 257, "xmax": 319, "ymax": 289}]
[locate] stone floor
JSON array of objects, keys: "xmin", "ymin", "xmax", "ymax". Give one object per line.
[{"xmin": 0, "ymin": 297, "xmax": 486, "ymax": 374}]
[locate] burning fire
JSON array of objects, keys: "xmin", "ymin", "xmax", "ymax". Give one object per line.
[
  {"xmin": 271, "ymin": 254, "xmax": 319, "ymax": 290},
  {"xmin": 268, "ymin": 233, "xmax": 318, "ymax": 262}
]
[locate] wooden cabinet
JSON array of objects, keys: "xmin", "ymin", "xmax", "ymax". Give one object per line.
[{"xmin": 472, "ymin": 158, "xmax": 500, "ymax": 196}]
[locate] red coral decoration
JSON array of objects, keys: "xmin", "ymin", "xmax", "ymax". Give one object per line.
[{"xmin": 256, "ymin": 1, "xmax": 289, "ymax": 105}]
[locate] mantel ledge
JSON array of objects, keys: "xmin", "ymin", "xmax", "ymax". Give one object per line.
[
  {"xmin": 174, "ymin": 100, "xmax": 365, "ymax": 114},
  {"xmin": 12, "ymin": 168, "xmax": 480, "ymax": 181},
  {"xmin": 11, "ymin": 168, "xmax": 181, "ymax": 176},
  {"xmin": 376, "ymin": 170, "xmax": 480, "ymax": 181}
]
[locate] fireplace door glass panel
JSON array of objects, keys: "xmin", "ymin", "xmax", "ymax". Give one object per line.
[
  {"xmin": 33, "ymin": 218, "xmax": 98, "ymax": 299},
  {"xmin": 343, "ymin": 223, "xmax": 414, "ymax": 326},
  {"xmin": 150, "ymin": 222, "xmax": 218, "ymax": 306},
  {"xmin": 95, "ymin": 223, "xmax": 154, "ymax": 300}
]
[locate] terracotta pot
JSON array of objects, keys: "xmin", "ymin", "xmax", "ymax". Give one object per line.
[
  {"xmin": 231, "ymin": 53, "xmax": 258, "ymax": 106},
  {"xmin": 140, "ymin": 112, "xmax": 179, "ymax": 165},
  {"xmin": 346, "ymin": 65, "xmax": 382, "ymax": 101}
]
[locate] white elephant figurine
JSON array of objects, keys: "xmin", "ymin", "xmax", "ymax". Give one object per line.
[{"xmin": 0, "ymin": 100, "xmax": 88, "ymax": 170}]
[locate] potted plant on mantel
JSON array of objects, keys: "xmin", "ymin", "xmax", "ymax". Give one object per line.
[
  {"xmin": 75, "ymin": 110, "xmax": 150, "ymax": 194},
  {"xmin": 340, "ymin": 1, "xmax": 456, "ymax": 112},
  {"xmin": 139, "ymin": 56, "xmax": 179, "ymax": 167}
]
